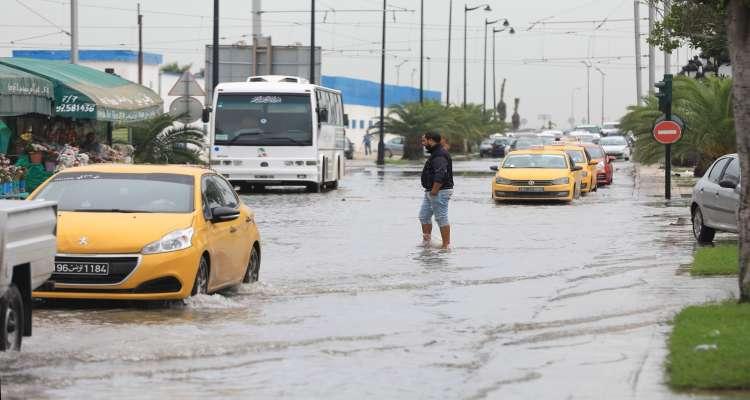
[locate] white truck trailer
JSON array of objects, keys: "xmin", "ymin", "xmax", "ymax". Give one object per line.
[{"xmin": 0, "ymin": 200, "xmax": 56, "ymax": 351}]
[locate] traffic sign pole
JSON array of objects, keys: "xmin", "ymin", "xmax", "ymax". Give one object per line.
[
  {"xmin": 654, "ymin": 74, "xmax": 674, "ymax": 200},
  {"xmin": 665, "ymin": 86, "xmax": 672, "ymax": 200}
]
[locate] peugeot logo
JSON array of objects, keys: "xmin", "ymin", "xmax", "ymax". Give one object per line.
[
  {"xmin": 528, "ymin": 180, "xmax": 535, "ymax": 186},
  {"xmin": 79, "ymin": 237, "xmax": 89, "ymax": 246}
]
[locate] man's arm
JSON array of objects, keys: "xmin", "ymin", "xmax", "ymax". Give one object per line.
[
  {"xmin": 430, "ymin": 156, "xmax": 448, "ymax": 196},
  {"xmin": 430, "ymin": 182, "xmax": 443, "ymax": 196}
]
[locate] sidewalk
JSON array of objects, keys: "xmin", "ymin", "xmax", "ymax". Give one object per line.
[{"xmin": 634, "ymin": 162, "xmax": 695, "ymax": 201}]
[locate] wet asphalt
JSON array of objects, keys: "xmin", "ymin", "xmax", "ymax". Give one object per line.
[{"xmin": 0, "ymin": 159, "xmax": 739, "ymax": 400}]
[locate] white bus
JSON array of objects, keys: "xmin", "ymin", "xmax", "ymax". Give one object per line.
[{"xmin": 204, "ymin": 75, "xmax": 347, "ymax": 192}]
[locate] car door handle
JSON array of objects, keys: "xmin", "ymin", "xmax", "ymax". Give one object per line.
[
  {"xmin": 230, "ymin": 226, "xmax": 238, "ymax": 233},
  {"xmin": 245, "ymin": 216, "xmax": 252, "ymax": 223}
]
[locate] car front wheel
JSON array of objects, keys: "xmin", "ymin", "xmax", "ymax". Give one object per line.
[
  {"xmin": 191, "ymin": 256, "xmax": 210, "ymax": 296},
  {"xmin": 692, "ymin": 207, "xmax": 716, "ymax": 244},
  {"xmin": 243, "ymin": 246, "xmax": 260, "ymax": 283}
]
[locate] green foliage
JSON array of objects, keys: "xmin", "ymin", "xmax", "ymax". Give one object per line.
[
  {"xmin": 668, "ymin": 302, "xmax": 750, "ymax": 389},
  {"xmin": 648, "ymin": 1, "xmax": 729, "ymax": 64},
  {"xmin": 620, "ymin": 76, "xmax": 735, "ymax": 174},
  {"xmin": 129, "ymin": 114, "xmax": 206, "ymax": 164},
  {"xmin": 378, "ymin": 101, "xmax": 506, "ymax": 160},
  {"xmin": 692, "ymin": 244, "xmax": 739, "ymax": 276},
  {"xmin": 160, "ymin": 62, "xmax": 192, "ymax": 74}
]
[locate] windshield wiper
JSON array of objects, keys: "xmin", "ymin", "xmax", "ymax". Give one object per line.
[
  {"xmin": 265, "ymin": 137, "xmax": 306, "ymax": 145},
  {"xmin": 72, "ymin": 209, "xmax": 151, "ymax": 213},
  {"xmin": 225, "ymin": 130, "xmax": 263, "ymax": 144}
]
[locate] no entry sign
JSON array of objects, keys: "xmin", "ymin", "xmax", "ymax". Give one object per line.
[{"xmin": 653, "ymin": 120, "xmax": 682, "ymax": 144}]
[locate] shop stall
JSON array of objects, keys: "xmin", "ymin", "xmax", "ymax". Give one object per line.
[{"xmin": 0, "ymin": 58, "xmax": 163, "ymax": 192}]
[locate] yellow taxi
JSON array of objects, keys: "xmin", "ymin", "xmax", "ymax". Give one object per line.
[
  {"xmin": 491, "ymin": 148, "xmax": 583, "ymax": 202},
  {"xmin": 28, "ymin": 164, "xmax": 261, "ymax": 300},
  {"xmin": 544, "ymin": 144, "xmax": 598, "ymax": 193}
]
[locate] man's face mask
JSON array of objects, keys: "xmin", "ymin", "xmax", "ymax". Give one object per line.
[{"xmin": 424, "ymin": 141, "xmax": 438, "ymax": 152}]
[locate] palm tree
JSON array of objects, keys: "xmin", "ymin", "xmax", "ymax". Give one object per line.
[
  {"xmin": 129, "ymin": 113, "xmax": 206, "ymax": 164},
  {"xmin": 381, "ymin": 101, "xmax": 451, "ymax": 160},
  {"xmin": 620, "ymin": 76, "xmax": 735, "ymax": 175}
]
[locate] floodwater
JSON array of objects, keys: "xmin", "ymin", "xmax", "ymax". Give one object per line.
[{"xmin": 0, "ymin": 160, "xmax": 738, "ymax": 399}]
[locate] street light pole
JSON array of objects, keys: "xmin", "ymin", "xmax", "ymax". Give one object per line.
[
  {"xmin": 463, "ymin": 3, "xmax": 491, "ymax": 107},
  {"xmin": 395, "ymin": 59, "xmax": 407, "ymax": 85},
  {"xmin": 419, "ymin": 0, "xmax": 424, "ymax": 103},
  {"xmin": 212, "ymin": 0, "xmax": 219, "ymax": 93},
  {"xmin": 70, "ymin": 0, "xmax": 78, "ymax": 64},
  {"xmin": 482, "ymin": 18, "xmax": 498, "ymax": 113},
  {"xmin": 310, "ymin": 0, "xmax": 315, "ymax": 84},
  {"xmin": 491, "ymin": 23, "xmax": 513, "ymax": 119},
  {"xmin": 570, "ymin": 87, "xmax": 582, "ymax": 127},
  {"xmin": 594, "ymin": 66, "xmax": 606, "ymax": 126},
  {"xmin": 446, "ymin": 0, "xmax": 452, "ymax": 106},
  {"xmin": 581, "ymin": 60, "xmax": 592, "ymax": 124},
  {"xmin": 377, "ymin": 0, "xmax": 387, "ymax": 166}
]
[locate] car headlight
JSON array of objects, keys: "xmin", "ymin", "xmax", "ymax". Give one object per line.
[
  {"xmin": 142, "ymin": 227, "xmax": 194, "ymax": 255},
  {"xmin": 551, "ymin": 177, "xmax": 569, "ymax": 185},
  {"xmin": 597, "ymin": 161, "xmax": 604, "ymax": 169},
  {"xmin": 495, "ymin": 176, "xmax": 512, "ymax": 185}
]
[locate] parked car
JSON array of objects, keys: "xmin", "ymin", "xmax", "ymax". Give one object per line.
[
  {"xmin": 0, "ymin": 200, "xmax": 56, "ymax": 351},
  {"xmin": 569, "ymin": 130, "xmax": 601, "ymax": 144},
  {"xmin": 344, "ymin": 137, "xmax": 354, "ymax": 160},
  {"xmin": 580, "ymin": 142, "xmax": 614, "ymax": 185},
  {"xmin": 691, "ymin": 154, "xmax": 739, "ymax": 243},
  {"xmin": 599, "ymin": 135, "xmax": 631, "ymax": 160},
  {"xmin": 29, "ymin": 164, "xmax": 262, "ymax": 301},
  {"xmin": 480, "ymin": 137, "xmax": 509, "ymax": 158},
  {"xmin": 384, "ymin": 136, "xmax": 404, "ymax": 158}
]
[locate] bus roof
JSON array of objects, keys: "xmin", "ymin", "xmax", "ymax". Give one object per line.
[{"xmin": 215, "ymin": 80, "xmax": 341, "ymax": 95}]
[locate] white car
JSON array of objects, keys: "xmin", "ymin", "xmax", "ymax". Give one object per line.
[
  {"xmin": 691, "ymin": 154, "xmax": 739, "ymax": 243},
  {"xmin": 599, "ymin": 135, "xmax": 631, "ymax": 160},
  {"xmin": 601, "ymin": 122, "xmax": 621, "ymax": 136},
  {"xmin": 569, "ymin": 130, "xmax": 601, "ymax": 144}
]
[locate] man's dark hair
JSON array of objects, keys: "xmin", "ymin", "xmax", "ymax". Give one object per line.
[{"xmin": 424, "ymin": 131, "xmax": 442, "ymax": 143}]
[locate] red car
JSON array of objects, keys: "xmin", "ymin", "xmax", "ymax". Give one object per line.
[{"xmin": 582, "ymin": 143, "xmax": 614, "ymax": 185}]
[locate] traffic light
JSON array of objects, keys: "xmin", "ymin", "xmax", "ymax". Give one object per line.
[{"xmin": 654, "ymin": 74, "xmax": 673, "ymax": 116}]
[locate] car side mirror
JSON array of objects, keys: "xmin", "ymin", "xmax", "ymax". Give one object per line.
[
  {"xmin": 201, "ymin": 106, "xmax": 212, "ymax": 123},
  {"xmin": 211, "ymin": 206, "xmax": 240, "ymax": 222},
  {"xmin": 719, "ymin": 179, "xmax": 738, "ymax": 189},
  {"xmin": 343, "ymin": 113, "xmax": 349, "ymax": 126},
  {"xmin": 572, "ymin": 165, "xmax": 583, "ymax": 171},
  {"xmin": 490, "ymin": 165, "xmax": 499, "ymax": 171},
  {"xmin": 318, "ymin": 108, "xmax": 329, "ymax": 123},
  {"xmin": 608, "ymin": 156, "xmax": 616, "ymax": 162}
]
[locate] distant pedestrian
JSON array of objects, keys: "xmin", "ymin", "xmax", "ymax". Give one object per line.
[
  {"xmin": 419, "ymin": 131, "xmax": 454, "ymax": 249},
  {"xmin": 363, "ymin": 133, "xmax": 372, "ymax": 155}
]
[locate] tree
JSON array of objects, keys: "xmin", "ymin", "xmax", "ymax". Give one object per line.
[
  {"xmin": 726, "ymin": 0, "xmax": 750, "ymax": 302},
  {"xmin": 496, "ymin": 78, "xmax": 507, "ymax": 122},
  {"xmin": 380, "ymin": 101, "xmax": 451, "ymax": 160},
  {"xmin": 160, "ymin": 62, "xmax": 192, "ymax": 74},
  {"xmin": 446, "ymin": 104, "xmax": 506, "ymax": 151},
  {"xmin": 511, "ymin": 98, "xmax": 521, "ymax": 131},
  {"xmin": 620, "ymin": 76, "xmax": 735, "ymax": 175},
  {"xmin": 129, "ymin": 113, "xmax": 206, "ymax": 164}
]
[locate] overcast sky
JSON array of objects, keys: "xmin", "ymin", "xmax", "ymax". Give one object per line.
[{"xmin": 1, "ymin": 0, "xmax": 696, "ymax": 128}]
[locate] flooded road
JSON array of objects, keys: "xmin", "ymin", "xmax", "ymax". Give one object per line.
[{"xmin": 0, "ymin": 160, "xmax": 737, "ymax": 399}]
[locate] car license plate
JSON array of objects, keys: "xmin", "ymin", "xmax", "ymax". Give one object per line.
[
  {"xmin": 518, "ymin": 187, "xmax": 544, "ymax": 192},
  {"xmin": 54, "ymin": 262, "xmax": 109, "ymax": 275}
]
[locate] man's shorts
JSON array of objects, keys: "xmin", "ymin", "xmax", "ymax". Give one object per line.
[{"xmin": 419, "ymin": 189, "xmax": 453, "ymax": 227}]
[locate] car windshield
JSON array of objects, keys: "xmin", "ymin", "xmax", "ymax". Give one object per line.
[
  {"xmin": 586, "ymin": 146, "xmax": 605, "ymax": 158},
  {"xmin": 600, "ymin": 136, "xmax": 627, "ymax": 145},
  {"xmin": 565, "ymin": 150, "xmax": 586, "ymax": 163},
  {"xmin": 503, "ymin": 154, "xmax": 568, "ymax": 169},
  {"xmin": 214, "ymin": 93, "xmax": 313, "ymax": 146},
  {"xmin": 34, "ymin": 172, "xmax": 195, "ymax": 213}
]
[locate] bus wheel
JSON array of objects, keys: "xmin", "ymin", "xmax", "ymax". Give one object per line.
[
  {"xmin": 307, "ymin": 182, "xmax": 321, "ymax": 193},
  {"xmin": 329, "ymin": 180, "xmax": 339, "ymax": 190}
]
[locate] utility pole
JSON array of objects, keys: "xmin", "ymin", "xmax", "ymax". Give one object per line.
[
  {"xmin": 212, "ymin": 0, "xmax": 219, "ymax": 93},
  {"xmin": 310, "ymin": 0, "xmax": 315, "ymax": 84},
  {"xmin": 70, "ymin": 0, "xmax": 78, "ymax": 64},
  {"xmin": 446, "ymin": 0, "xmax": 452, "ymax": 106},
  {"xmin": 633, "ymin": 1, "xmax": 643, "ymax": 105},
  {"xmin": 492, "ymin": 27, "xmax": 498, "ymax": 119},
  {"xmin": 377, "ymin": 0, "xmax": 386, "ymax": 166},
  {"xmin": 137, "ymin": 3, "xmax": 143, "ymax": 85},
  {"xmin": 648, "ymin": 3, "xmax": 655, "ymax": 94},
  {"xmin": 582, "ymin": 60, "xmax": 591, "ymax": 124},
  {"xmin": 464, "ymin": 4, "xmax": 491, "ymax": 107},
  {"xmin": 663, "ymin": 0, "xmax": 671, "ymax": 74},
  {"xmin": 419, "ymin": 0, "xmax": 424, "ymax": 103},
  {"xmin": 595, "ymin": 66, "xmax": 606, "ymax": 125},
  {"xmin": 252, "ymin": 0, "xmax": 262, "ymax": 38},
  {"xmin": 482, "ymin": 18, "xmax": 498, "ymax": 113}
]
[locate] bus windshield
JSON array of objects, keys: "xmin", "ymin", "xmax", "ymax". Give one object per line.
[{"xmin": 214, "ymin": 93, "xmax": 313, "ymax": 146}]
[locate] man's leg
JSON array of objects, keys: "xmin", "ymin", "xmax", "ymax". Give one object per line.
[
  {"xmin": 418, "ymin": 192, "xmax": 434, "ymax": 242},
  {"xmin": 434, "ymin": 190, "xmax": 453, "ymax": 249}
]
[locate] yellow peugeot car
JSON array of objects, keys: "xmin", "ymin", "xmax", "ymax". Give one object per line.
[
  {"xmin": 491, "ymin": 148, "xmax": 583, "ymax": 202},
  {"xmin": 29, "ymin": 164, "xmax": 261, "ymax": 300},
  {"xmin": 545, "ymin": 144, "xmax": 598, "ymax": 193}
]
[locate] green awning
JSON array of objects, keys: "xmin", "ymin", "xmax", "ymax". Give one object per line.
[
  {"xmin": 0, "ymin": 58, "xmax": 163, "ymax": 122},
  {"xmin": 0, "ymin": 64, "xmax": 53, "ymax": 116}
]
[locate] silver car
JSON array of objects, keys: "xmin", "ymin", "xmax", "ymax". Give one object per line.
[{"xmin": 691, "ymin": 153, "xmax": 740, "ymax": 243}]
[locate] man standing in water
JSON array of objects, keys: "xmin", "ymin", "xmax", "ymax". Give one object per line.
[{"xmin": 419, "ymin": 131, "xmax": 454, "ymax": 249}]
